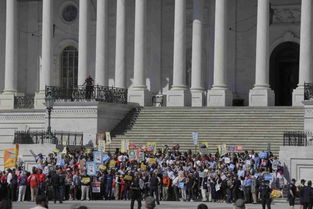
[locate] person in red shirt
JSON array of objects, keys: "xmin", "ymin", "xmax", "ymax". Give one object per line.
[
  {"xmin": 27, "ymin": 169, "xmax": 39, "ymax": 202},
  {"xmin": 37, "ymin": 169, "xmax": 46, "ymax": 195}
]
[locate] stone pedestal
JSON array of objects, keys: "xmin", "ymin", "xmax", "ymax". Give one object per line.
[
  {"xmin": 34, "ymin": 91, "xmax": 46, "ymax": 109},
  {"xmin": 0, "ymin": 91, "xmax": 24, "ymax": 109},
  {"xmin": 293, "ymin": 87, "xmax": 304, "ymax": 106},
  {"xmin": 303, "ymin": 100, "xmax": 313, "ymax": 133},
  {"xmin": 207, "ymin": 88, "xmax": 232, "ymax": 106},
  {"xmin": 191, "ymin": 90, "xmax": 204, "ymax": 107},
  {"xmin": 128, "ymin": 88, "xmax": 151, "ymax": 106},
  {"xmin": 249, "ymin": 88, "xmax": 275, "ymax": 106},
  {"xmin": 167, "ymin": 89, "xmax": 191, "ymax": 107},
  {"xmin": 51, "ymin": 101, "xmax": 137, "ymax": 144}
]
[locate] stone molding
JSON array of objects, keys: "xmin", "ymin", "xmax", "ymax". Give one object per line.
[{"xmin": 271, "ymin": 4, "xmax": 301, "ymax": 24}]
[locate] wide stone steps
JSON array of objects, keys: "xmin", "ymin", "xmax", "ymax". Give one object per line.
[{"xmin": 109, "ymin": 107, "xmax": 304, "ymax": 154}]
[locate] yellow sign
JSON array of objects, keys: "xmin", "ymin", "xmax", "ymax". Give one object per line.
[
  {"xmin": 141, "ymin": 163, "xmax": 147, "ymax": 171},
  {"xmin": 109, "ymin": 160, "xmax": 116, "ymax": 169},
  {"xmin": 98, "ymin": 165, "xmax": 107, "ymax": 170},
  {"xmin": 148, "ymin": 158, "xmax": 156, "ymax": 165},
  {"xmin": 4, "ymin": 144, "xmax": 19, "ymax": 169}
]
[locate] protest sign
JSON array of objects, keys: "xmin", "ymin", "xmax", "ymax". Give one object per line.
[
  {"xmin": 146, "ymin": 142, "xmax": 157, "ymax": 154},
  {"xmin": 121, "ymin": 139, "xmax": 129, "ymax": 153},
  {"xmin": 93, "ymin": 151, "xmax": 103, "ymax": 164},
  {"xmin": 199, "ymin": 142, "xmax": 209, "ymax": 155},
  {"xmin": 236, "ymin": 145, "xmax": 243, "ymax": 152},
  {"xmin": 128, "ymin": 150, "xmax": 136, "ymax": 161},
  {"xmin": 264, "ymin": 173, "xmax": 273, "ymax": 181},
  {"xmin": 91, "ymin": 182, "xmax": 101, "ymax": 193},
  {"xmin": 227, "ymin": 145, "xmax": 236, "ymax": 152},
  {"xmin": 105, "ymin": 132, "xmax": 111, "ymax": 145},
  {"xmin": 192, "ymin": 132, "xmax": 199, "ymax": 146},
  {"xmin": 140, "ymin": 163, "xmax": 147, "ymax": 171},
  {"xmin": 137, "ymin": 151, "xmax": 145, "ymax": 162},
  {"xmin": 148, "ymin": 158, "xmax": 156, "ymax": 165},
  {"xmin": 109, "ymin": 160, "xmax": 116, "ymax": 169},
  {"xmin": 86, "ymin": 162, "xmax": 97, "ymax": 176},
  {"xmin": 218, "ymin": 144, "xmax": 227, "ymax": 156}
]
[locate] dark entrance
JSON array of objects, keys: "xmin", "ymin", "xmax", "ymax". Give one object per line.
[{"xmin": 270, "ymin": 42, "xmax": 299, "ymax": 106}]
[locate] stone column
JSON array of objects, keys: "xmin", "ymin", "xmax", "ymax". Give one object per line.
[
  {"xmin": 191, "ymin": 0, "xmax": 204, "ymax": 107},
  {"xmin": 249, "ymin": 0, "xmax": 275, "ymax": 106},
  {"xmin": 95, "ymin": 0, "xmax": 109, "ymax": 86},
  {"xmin": 0, "ymin": 0, "xmax": 18, "ymax": 109},
  {"xmin": 293, "ymin": 0, "xmax": 313, "ymax": 106},
  {"xmin": 167, "ymin": 0, "xmax": 191, "ymax": 106},
  {"xmin": 249, "ymin": 0, "xmax": 274, "ymax": 106},
  {"xmin": 78, "ymin": 0, "xmax": 89, "ymax": 85},
  {"xmin": 128, "ymin": 0, "xmax": 151, "ymax": 106},
  {"xmin": 207, "ymin": 0, "xmax": 232, "ymax": 106},
  {"xmin": 115, "ymin": 0, "xmax": 126, "ymax": 88},
  {"xmin": 35, "ymin": 0, "xmax": 53, "ymax": 109}
]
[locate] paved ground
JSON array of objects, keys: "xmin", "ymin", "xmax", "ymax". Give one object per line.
[{"xmin": 13, "ymin": 200, "xmax": 290, "ymax": 209}]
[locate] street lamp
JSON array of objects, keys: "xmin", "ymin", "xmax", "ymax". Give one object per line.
[{"xmin": 45, "ymin": 91, "xmax": 55, "ymax": 142}]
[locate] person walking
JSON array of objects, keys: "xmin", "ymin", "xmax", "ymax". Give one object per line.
[
  {"xmin": 288, "ymin": 179, "xmax": 297, "ymax": 209},
  {"xmin": 130, "ymin": 174, "xmax": 142, "ymax": 209},
  {"xmin": 259, "ymin": 180, "xmax": 272, "ymax": 209},
  {"xmin": 149, "ymin": 172, "xmax": 160, "ymax": 205}
]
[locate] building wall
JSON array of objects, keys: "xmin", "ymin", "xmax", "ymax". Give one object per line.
[{"xmin": 0, "ymin": 0, "xmax": 303, "ymax": 105}]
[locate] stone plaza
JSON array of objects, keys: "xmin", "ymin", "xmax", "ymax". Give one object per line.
[{"xmin": 12, "ymin": 200, "xmax": 290, "ymax": 209}]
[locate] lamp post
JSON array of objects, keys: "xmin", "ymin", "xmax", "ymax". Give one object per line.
[{"xmin": 45, "ymin": 92, "xmax": 55, "ymax": 142}]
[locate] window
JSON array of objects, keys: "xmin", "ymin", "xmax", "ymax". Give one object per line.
[
  {"xmin": 62, "ymin": 4, "xmax": 78, "ymax": 23},
  {"xmin": 61, "ymin": 46, "xmax": 78, "ymax": 89}
]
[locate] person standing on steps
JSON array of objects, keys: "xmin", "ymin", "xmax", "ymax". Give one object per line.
[{"xmin": 259, "ymin": 180, "xmax": 272, "ymax": 209}]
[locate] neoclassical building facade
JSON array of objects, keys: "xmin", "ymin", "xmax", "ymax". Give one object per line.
[{"xmin": 0, "ymin": 0, "xmax": 308, "ymax": 108}]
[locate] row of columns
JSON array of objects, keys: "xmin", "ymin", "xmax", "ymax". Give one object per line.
[{"xmin": 1, "ymin": 0, "xmax": 312, "ymax": 108}]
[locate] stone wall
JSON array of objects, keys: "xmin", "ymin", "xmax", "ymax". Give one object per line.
[{"xmin": 279, "ymin": 146, "xmax": 313, "ymax": 182}]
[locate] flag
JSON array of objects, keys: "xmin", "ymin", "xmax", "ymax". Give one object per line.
[{"xmin": 4, "ymin": 144, "xmax": 19, "ymax": 169}]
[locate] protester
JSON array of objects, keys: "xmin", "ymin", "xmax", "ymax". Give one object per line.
[{"xmin": 0, "ymin": 145, "xmax": 291, "ymax": 207}]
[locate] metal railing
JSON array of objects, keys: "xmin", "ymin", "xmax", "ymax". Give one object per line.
[
  {"xmin": 14, "ymin": 130, "xmax": 83, "ymax": 146},
  {"xmin": 14, "ymin": 95, "xmax": 34, "ymax": 109},
  {"xmin": 283, "ymin": 131, "xmax": 308, "ymax": 146},
  {"xmin": 45, "ymin": 85, "xmax": 128, "ymax": 104},
  {"xmin": 304, "ymin": 83, "xmax": 313, "ymax": 100}
]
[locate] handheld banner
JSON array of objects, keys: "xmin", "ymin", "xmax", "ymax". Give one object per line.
[
  {"xmin": 227, "ymin": 145, "xmax": 236, "ymax": 152},
  {"xmin": 105, "ymin": 132, "xmax": 111, "ymax": 145},
  {"xmin": 86, "ymin": 162, "xmax": 97, "ymax": 176},
  {"xmin": 146, "ymin": 142, "xmax": 157, "ymax": 154},
  {"xmin": 218, "ymin": 144, "xmax": 227, "ymax": 156},
  {"xmin": 93, "ymin": 151, "xmax": 103, "ymax": 164},
  {"xmin": 109, "ymin": 159, "xmax": 116, "ymax": 169},
  {"xmin": 91, "ymin": 182, "xmax": 101, "ymax": 193},
  {"xmin": 121, "ymin": 139, "xmax": 129, "ymax": 153},
  {"xmin": 3, "ymin": 144, "xmax": 19, "ymax": 168},
  {"xmin": 128, "ymin": 150, "xmax": 136, "ymax": 161},
  {"xmin": 199, "ymin": 142, "xmax": 209, "ymax": 155}
]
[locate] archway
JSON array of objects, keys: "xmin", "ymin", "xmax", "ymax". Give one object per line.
[{"xmin": 270, "ymin": 42, "xmax": 299, "ymax": 106}]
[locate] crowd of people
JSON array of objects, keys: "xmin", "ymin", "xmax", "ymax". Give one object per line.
[{"xmin": 0, "ymin": 144, "xmax": 311, "ymax": 209}]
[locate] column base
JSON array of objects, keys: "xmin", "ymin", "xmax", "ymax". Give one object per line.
[
  {"xmin": 128, "ymin": 88, "xmax": 151, "ymax": 106},
  {"xmin": 207, "ymin": 88, "xmax": 233, "ymax": 106},
  {"xmin": 34, "ymin": 91, "xmax": 46, "ymax": 109},
  {"xmin": 292, "ymin": 87, "xmax": 304, "ymax": 106},
  {"xmin": 249, "ymin": 88, "xmax": 275, "ymax": 106},
  {"xmin": 191, "ymin": 89, "xmax": 204, "ymax": 107},
  {"xmin": 167, "ymin": 88, "xmax": 191, "ymax": 107},
  {"xmin": 0, "ymin": 91, "xmax": 23, "ymax": 109}
]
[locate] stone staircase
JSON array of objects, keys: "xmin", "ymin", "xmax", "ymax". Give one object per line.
[{"xmin": 109, "ymin": 107, "xmax": 304, "ymax": 154}]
